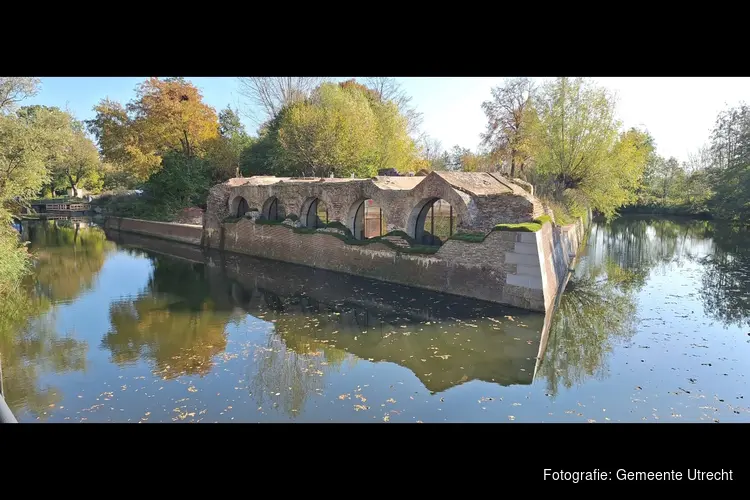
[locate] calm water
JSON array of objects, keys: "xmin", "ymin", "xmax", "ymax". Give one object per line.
[{"xmin": 2, "ymin": 217, "xmax": 749, "ymax": 422}]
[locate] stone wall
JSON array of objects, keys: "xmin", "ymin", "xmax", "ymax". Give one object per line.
[{"xmin": 207, "ymin": 172, "xmax": 544, "ymax": 242}]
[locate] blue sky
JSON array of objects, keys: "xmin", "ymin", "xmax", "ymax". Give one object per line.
[{"xmin": 23, "ymin": 77, "xmax": 750, "ymax": 163}]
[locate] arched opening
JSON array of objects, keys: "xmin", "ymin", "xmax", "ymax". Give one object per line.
[
  {"xmin": 414, "ymin": 198, "xmax": 456, "ymax": 246},
  {"xmin": 351, "ymin": 198, "xmax": 386, "ymax": 240},
  {"xmin": 305, "ymin": 198, "xmax": 328, "ymax": 228},
  {"xmin": 235, "ymin": 197, "xmax": 250, "ymax": 217},
  {"xmin": 262, "ymin": 196, "xmax": 282, "ymax": 221}
]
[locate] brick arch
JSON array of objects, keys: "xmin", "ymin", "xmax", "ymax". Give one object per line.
[
  {"xmin": 406, "ymin": 196, "xmax": 464, "ymax": 245},
  {"xmin": 300, "ymin": 196, "xmax": 330, "ymax": 228},
  {"xmin": 347, "ymin": 197, "xmax": 385, "ymax": 240},
  {"xmin": 261, "ymin": 196, "xmax": 284, "ymax": 221},
  {"xmin": 229, "ymin": 195, "xmax": 250, "ymax": 217}
]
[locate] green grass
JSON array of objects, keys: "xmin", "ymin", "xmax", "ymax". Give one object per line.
[
  {"xmin": 254, "ymin": 218, "xmax": 285, "ymax": 225},
  {"xmin": 450, "ymin": 231, "xmax": 486, "ymax": 242},
  {"xmin": 241, "ymin": 217, "xmax": 440, "ymax": 254}
]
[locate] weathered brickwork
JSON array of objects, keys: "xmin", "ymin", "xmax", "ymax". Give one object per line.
[
  {"xmin": 107, "ymin": 172, "xmax": 587, "ymax": 312},
  {"xmin": 207, "ymin": 171, "xmax": 543, "ymax": 240}
]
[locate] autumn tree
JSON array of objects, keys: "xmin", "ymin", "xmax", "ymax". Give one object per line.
[
  {"xmin": 481, "ymin": 77, "xmax": 538, "ymax": 178},
  {"xmin": 87, "ymin": 78, "xmax": 219, "ymax": 183}
]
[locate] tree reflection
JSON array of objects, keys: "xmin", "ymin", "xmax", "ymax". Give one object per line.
[
  {"xmin": 539, "ymin": 216, "xmax": 740, "ymax": 394},
  {"xmin": 0, "ymin": 220, "xmax": 103, "ymax": 418},
  {"xmin": 28, "ymin": 220, "xmax": 115, "ymax": 302},
  {"xmin": 700, "ymin": 224, "xmax": 750, "ymax": 328},
  {"xmin": 100, "ymin": 255, "xmax": 235, "ymax": 379},
  {"xmin": 539, "ymin": 260, "xmax": 641, "ymax": 395}
]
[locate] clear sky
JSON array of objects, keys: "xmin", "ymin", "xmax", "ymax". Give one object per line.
[{"xmin": 23, "ymin": 77, "xmax": 750, "ymax": 163}]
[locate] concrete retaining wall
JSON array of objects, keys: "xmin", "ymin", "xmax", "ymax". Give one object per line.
[{"xmin": 104, "ymin": 217, "xmax": 203, "ymax": 246}]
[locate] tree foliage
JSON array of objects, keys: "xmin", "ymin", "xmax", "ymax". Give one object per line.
[
  {"xmin": 87, "ymin": 78, "xmax": 219, "ymax": 183},
  {"xmin": 206, "ymin": 106, "xmax": 254, "ymax": 182},
  {"xmin": 243, "ymin": 80, "xmax": 421, "ymax": 178}
]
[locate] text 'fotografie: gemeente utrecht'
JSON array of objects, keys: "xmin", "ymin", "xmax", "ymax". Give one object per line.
[{"xmin": 544, "ymin": 469, "xmax": 734, "ymax": 482}]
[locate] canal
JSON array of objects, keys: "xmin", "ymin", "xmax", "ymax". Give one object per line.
[{"xmin": 2, "ymin": 216, "xmax": 749, "ymax": 422}]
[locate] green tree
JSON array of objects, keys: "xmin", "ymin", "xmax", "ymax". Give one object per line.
[
  {"xmin": 50, "ymin": 122, "xmax": 103, "ymax": 197},
  {"xmin": 206, "ymin": 106, "xmax": 254, "ymax": 181},
  {"xmin": 533, "ymin": 78, "xmax": 650, "ymax": 218}
]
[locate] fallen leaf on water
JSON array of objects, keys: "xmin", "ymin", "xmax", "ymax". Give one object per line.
[
  {"xmin": 187, "ymin": 386, "xmax": 198, "ymax": 393},
  {"xmin": 508, "ymin": 416, "xmax": 516, "ymax": 421},
  {"xmin": 386, "ymin": 398, "xmax": 396, "ymax": 404},
  {"xmin": 383, "ymin": 414, "xmax": 390, "ymax": 422},
  {"xmin": 353, "ymin": 404, "xmax": 369, "ymax": 411},
  {"xmin": 338, "ymin": 394, "xmax": 350, "ymax": 400}
]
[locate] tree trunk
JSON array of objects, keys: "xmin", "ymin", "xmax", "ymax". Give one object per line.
[
  {"xmin": 510, "ymin": 151, "xmax": 516, "ymax": 178},
  {"xmin": 68, "ymin": 175, "xmax": 79, "ymax": 198}
]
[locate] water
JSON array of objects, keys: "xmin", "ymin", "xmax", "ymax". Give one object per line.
[{"xmin": 2, "ymin": 216, "xmax": 749, "ymax": 422}]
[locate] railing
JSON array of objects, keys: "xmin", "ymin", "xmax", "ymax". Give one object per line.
[
  {"xmin": 0, "ymin": 356, "xmax": 17, "ymax": 423},
  {"xmin": 44, "ymin": 203, "xmax": 90, "ymax": 212}
]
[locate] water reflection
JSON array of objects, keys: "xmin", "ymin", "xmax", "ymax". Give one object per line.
[
  {"xmin": 700, "ymin": 224, "xmax": 750, "ymax": 328},
  {"xmin": 1, "ymin": 220, "xmax": 113, "ymax": 418},
  {"xmin": 540, "ymin": 216, "xmax": 750, "ymax": 395},
  {"xmin": 105, "ymin": 230, "xmax": 545, "ymax": 417}
]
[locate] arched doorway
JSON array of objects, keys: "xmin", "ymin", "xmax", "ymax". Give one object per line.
[
  {"xmin": 262, "ymin": 196, "xmax": 281, "ymax": 221},
  {"xmin": 236, "ymin": 197, "xmax": 250, "ymax": 217},
  {"xmin": 414, "ymin": 198, "xmax": 456, "ymax": 246},
  {"xmin": 351, "ymin": 199, "xmax": 385, "ymax": 240},
  {"xmin": 305, "ymin": 198, "xmax": 328, "ymax": 228}
]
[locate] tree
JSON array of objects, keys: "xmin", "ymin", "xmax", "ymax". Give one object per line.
[
  {"xmin": 277, "ymin": 83, "xmax": 379, "ymax": 177},
  {"xmin": 87, "ymin": 98, "xmax": 160, "ymax": 183},
  {"xmin": 206, "ymin": 106, "xmax": 254, "ymax": 181},
  {"xmin": 50, "ymin": 122, "xmax": 102, "ymax": 197},
  {"xmin": 1, "ymin": 106, "xmax": 76, "ymax": 210},
  {"xmin": 237, "ymin": 77, "xmax": 325, "ymax": 124},
  {"xmin": 87, "ymin": 78, "xmax": 219, "ymax": 183},
  {"xmin": 129, "ymin": 77, "xmax": 219, "ymax": 159},
  {"xmin": 480, "ymin": 78, "xmax": 538, "ymax": 178},
  {"xmin": 0, "ymin": 77, "xmax": 40, "ymax": 114},
  {"xmin": 533, "ymin": 77, "xmax": 648, "ymax": 217},
  {"xmin": 363, "ymin": 77, "xmax": 423, "ymax": 135}
]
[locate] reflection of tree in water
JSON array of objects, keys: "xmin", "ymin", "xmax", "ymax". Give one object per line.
[
  {"xmin": 539, "ymin": 260, "xmax": 641, "ymax": 395},
  {"xmin": 248, "ymin": 294, "xmax": 351, "ymax": 418},
  {"xmin": 29, "ymin": 220, "xmax": 116, "ymax": 302},
  {"xmin": 0, "ymin": 220, "xmax": 101, "ymax": 418},
  {"xmin": 100, "ymin": 255, "xmax": 235, "ymax": 379},
  {"xmin": 540, "ymin": 217, "xmax": 744, "ymax": 394},
  {"xmin": 590, "ymin": 217, "xmax": 712, "ymax": 274},
  {"xmin": 699, "ymin": 224, "xmax": 750, "ymax": 328}
]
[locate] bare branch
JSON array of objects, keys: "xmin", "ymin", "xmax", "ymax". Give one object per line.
[
  {"xmin": 0, "ymin": 77, "xmax": 41, "ymax": 114},
  {"xmin": 236, "ymin": 77, "xmax": 326, "ymax": 126}
]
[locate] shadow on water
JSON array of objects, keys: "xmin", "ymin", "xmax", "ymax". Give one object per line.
[{"xmin": 538, "ymin": 216, "xmax": 750, "ymax": 396}]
